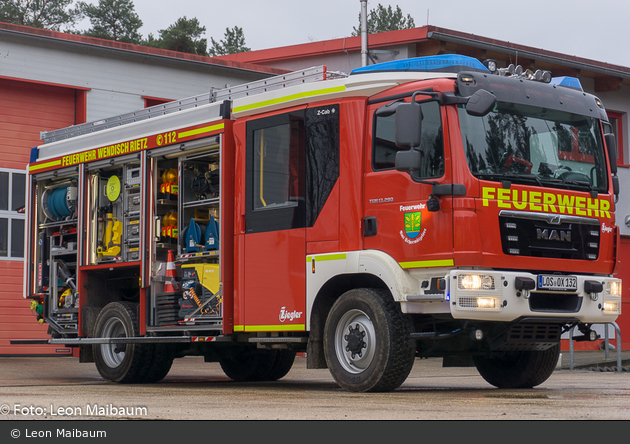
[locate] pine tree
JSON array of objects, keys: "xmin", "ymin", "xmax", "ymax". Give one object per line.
[
  {"xmin": 143, "ymin": 16, "xmax": 208, "ymax": 56},
  {"xmin": 352, "ymin": 4, "xmax": 415, "ymax": 35},
  {"xmin": 208, "ymin": 26, "xmax": 250, "ymax": 56},
  {"xmin": 79, "ymin": 0, "xmax": 142, "ymax": 44},
  {"xmin": 0, "ymin": 0, "xmax": 83, "ymax": 31}
]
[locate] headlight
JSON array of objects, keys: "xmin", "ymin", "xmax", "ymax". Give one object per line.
[
  {"xmin": 458, "ymin": 274, "xmax": 495, "ymax": 290},
  {"xmin": 606, "ymin": 281, "xmax": 622, "ymax": 297}
]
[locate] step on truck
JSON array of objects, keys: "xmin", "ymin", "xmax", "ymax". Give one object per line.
[{"xmin": 17, "ymin": 55, "xmax": 622, "ymax": 392}]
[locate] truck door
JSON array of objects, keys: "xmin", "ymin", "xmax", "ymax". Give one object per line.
[
  {"xmin": 240, "ymin": 109, "xmax": 307, "ymax": 332},
  {"xmin": 363, "ymin": 98, "xmax": 454, "ymax": 269}
]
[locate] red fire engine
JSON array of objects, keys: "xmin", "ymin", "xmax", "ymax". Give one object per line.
[{"xmin": 17, "ymin": 55, "xmax": 622, "ymax": 392}]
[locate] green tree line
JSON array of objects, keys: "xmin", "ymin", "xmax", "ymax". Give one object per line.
[{"xmin": 0, "ymin": 1, "xmax": 414, "ymax": 56}]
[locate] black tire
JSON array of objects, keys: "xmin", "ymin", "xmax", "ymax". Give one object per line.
[
  {"xmin": 143, "ymin": 344, "xmax": 176, "ymax": 383},
  {"xmin": 323, "ymin": 288, "xmax": 415, "ymax": 392},
  {"xmin": 219, "ymin": 347, "xmax": 277, "ymax": 382},
  {"xmin": 473, "ymin": 344, "xmax": 560, "ymax": 389},
  {"xmin": 92, "ymin": 302, "xmax": 151, "ymax": 383},
  {"xmin": 262, "ymin": 349, "xmax": 296, "ymax": 381}
]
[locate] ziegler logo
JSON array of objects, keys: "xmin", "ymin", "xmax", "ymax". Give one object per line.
[
  {"xmin": 537, "ymin": 228, "xmax": 571, "ymax": 242},
  {"xmin": 279, "ymin": 307, "xmax": 303, "ymax": 322}
]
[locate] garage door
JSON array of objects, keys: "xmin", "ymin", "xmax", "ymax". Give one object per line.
[{"xmin": 0, "ymin": 78, "xmax": 77, "ymax": 355}]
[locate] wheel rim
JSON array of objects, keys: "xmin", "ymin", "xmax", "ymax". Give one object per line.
[
  {"xmin": 334, "ymin": 309, "xmax": 376, "ymax": 374},
  {"xmin": 99, "ymin": 316, "xmax": 128, "ymax": 369}
]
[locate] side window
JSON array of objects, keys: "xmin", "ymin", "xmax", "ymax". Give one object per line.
[
  {"xmin": 253, "ymin": 121, "xmax": 304, "ymax": 210},
  {"xmin": 0, "ymin": 169, "xmax": 26, "ymax": 259},
  {"xmin": 246, "ymin": 111, "xmax": 306, "ymax": 233},
  {"xmin": 372, "ymin": 100, "xmax": 444, "ymax": 179},
  {"xmin": 245, "ymin": 105, "xmax": 340, "ymax": 234}
]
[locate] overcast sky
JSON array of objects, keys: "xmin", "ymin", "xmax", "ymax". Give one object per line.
[{"xmin": 80, "ymin": 0, "xmax": 630, "ymax": 68}]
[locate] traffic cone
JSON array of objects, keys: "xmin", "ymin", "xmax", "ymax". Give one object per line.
[{"xmin": 164, "ymin": 250, "xmax": 179, "ymax": 293}]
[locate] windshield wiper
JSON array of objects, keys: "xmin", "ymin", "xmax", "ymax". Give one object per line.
[{"xmin": 559, "ymin": 178, "xmax": 598, "ymax": 198}]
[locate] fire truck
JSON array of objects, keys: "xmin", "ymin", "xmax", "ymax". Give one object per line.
[{"xmin": 18, "ymin": 55, "xmax": 622, "ymax": 392}]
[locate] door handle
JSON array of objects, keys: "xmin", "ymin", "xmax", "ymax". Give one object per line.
[{"xmin": 364, "ymin": 217, "xmax": 378, "ymax": 237}]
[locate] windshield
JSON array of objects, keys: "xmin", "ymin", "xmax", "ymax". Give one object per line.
[{"xmin": 459, "ymin": 102, "xmax": 608, "ymax": 193}]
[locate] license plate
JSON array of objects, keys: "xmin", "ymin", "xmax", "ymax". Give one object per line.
[{"xmin": 537, "ymin": 275, "xmax": 578, "ymax": 291}]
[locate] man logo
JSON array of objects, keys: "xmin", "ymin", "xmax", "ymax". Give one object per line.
[{"xmin": 537, "ymin": 228, "xmax": 571, "ymax": 242}]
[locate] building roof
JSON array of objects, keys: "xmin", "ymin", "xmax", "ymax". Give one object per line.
[
  {"xmin": 218, "ymin": 25, "xmax": 630, "ymax": 92},
  {"xmin": 0, "ymin": 21, "xmax": 289, "ymax": 76}
]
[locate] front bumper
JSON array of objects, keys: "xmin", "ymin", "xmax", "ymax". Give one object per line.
[{"xmin": 445, "ymin": 270, "xmax": 621, "ymax": 323}]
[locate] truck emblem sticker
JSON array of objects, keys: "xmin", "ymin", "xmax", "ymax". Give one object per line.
[
  {"xmin": 401, "ymin": 211, "xmax": 427, "ymax": 244},
  {"xmin": 279, "ymin": 307, "xmax": 303, "ymax": 322}
]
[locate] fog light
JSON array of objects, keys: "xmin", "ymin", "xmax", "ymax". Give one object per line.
[
  {"xmin": 603, "ymin": 301, "xmax": 621, "ymax": 313},
  {"xmin": 472, "ymin": 329, "xmax": 484, "ymax": 341},
  {"xmin": 477, "ymin": 297, "xmax": 497, "ymax": 309},
  {"xmin": 589, "ymin": 331, "xmax": 598, "ymax": 341}
]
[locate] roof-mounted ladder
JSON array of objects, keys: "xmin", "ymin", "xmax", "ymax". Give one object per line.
[{"xmin": 41, "ymin": 66, "xmax": 329, "ymax": 144}]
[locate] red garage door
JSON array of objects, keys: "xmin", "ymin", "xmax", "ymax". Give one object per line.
[
  {"xmin": 614, "ymin": 236, "xmax": 630, "ymax": 350},
  {"xmin": 0, "ymin": 78, "xmax": 80, "ymax": 355}
]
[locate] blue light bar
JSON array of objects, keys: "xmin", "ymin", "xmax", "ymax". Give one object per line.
[
  {"xmin": 350, "ymin": 54, "xmax": 490, "ymax": 75},
  {"xmin": 549, "ymin": 76, "xmax": 584, "ymax": 91}
]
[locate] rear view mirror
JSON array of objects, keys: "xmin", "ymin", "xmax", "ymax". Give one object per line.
[
  {"xmin": 395, "ymin": 95, "xmax": 423, "ymax": 148},
  {"xmin": 605, "ymin": 133, "xmax": 617, "ymax": 175},
  {"xmin": 466, "ymin": 89, "xmax": 496, "ymax": 117},
  {"xmin": 395, "ymin": 149, "xmax": 422, "ymax": 172}
]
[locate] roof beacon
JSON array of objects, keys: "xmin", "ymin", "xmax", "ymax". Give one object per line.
[
  {"xmin": 350, "ymin": 54, "xmax": 490, "ymax": 75},
  {"xmin": 550, "ymin": 76, "xmax": 584, "ymax": 91}
]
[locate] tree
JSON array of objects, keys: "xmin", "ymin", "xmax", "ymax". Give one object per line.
[
  {"xmin": 143, "ymin": 16, "xmax": 208, "ymax": 56},
  {"xmin": 0, "ymin": 0, "xmax": 83, "ymax": 31},
  {"xmin": 208, "ymin": 26, "xmax": 250, "ymax": 56},
  {"xmin": 79, "ymin": 0, "xmax": 142, "ymax": 44},
  {"xmin": 352, "ymin": 3, "xmax": 415, "ymax": 35}
]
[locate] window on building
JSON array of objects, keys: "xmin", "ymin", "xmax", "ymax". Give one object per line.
[
  {"xmin": 606, "ymin": 111, "xmax": 625, "ymax": 166},
  {"xmin": 0, "ymin": 169, "xmax": 26, "ymax": 259}
]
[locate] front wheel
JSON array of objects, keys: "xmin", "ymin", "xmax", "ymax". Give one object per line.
[
  {"xmin": 323, "ymin": 288, "xmax": 415, "ymax": 392},
  {"xmin": 473, "ymin": 344, "xmax": 560, "ymax": 388}
]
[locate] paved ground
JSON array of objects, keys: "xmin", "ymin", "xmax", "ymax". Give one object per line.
[{"xmin": 560, "ymin": 349, "xmax": 630, "ymax": 371}]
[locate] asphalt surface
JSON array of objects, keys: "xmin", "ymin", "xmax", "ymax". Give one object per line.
[{"xmin": 560, "ymin": 349, "xmax": 630, "ymax": 371}]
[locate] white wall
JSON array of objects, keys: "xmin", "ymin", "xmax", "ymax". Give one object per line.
[{"xmin": 0, "ymin": 32, "xmax": 271, "ymax": 122}]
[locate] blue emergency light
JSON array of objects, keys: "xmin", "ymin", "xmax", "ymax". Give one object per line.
[
  {"xmin": 549, "ymin": 76, "xmax": 584, "ymax": 91},
  {"xmin": 350, "ymin": 54, "xmax": 490, "ymax": 75}
]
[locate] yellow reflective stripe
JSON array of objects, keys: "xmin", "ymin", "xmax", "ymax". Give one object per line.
[
  {"xmin": 178, "ymin": 122, "xmax": 224, "ymax": 139},
  {"xmin": 233, "ymin": 85, "xmax": 346, "ymax": 114},
  {"xmin": 306, "ymin": 253, "xmax": 347, "ymax": 263},
  {"xmin": 233, "ymin": 324, "xmax": 305, "ymax": 332},
  {"xmin": 399, "ymin": 259, "xmax": 454, "ymax": 269},
  {"xmin": 29, "ymin": 160, "xmax": 62, "ymax": 172}
]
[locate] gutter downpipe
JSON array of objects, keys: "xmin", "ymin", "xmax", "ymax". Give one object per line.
[{"xmin": 361, "ymin": 0, "xmax": 368, "ymax": 67}]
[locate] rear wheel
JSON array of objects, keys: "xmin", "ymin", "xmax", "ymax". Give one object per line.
[
  {"xmin": 92, "ymin": 302, "xmax": 151, "ymax": 383},
  {"xmin": 323, "ymin": 288, "xmax": 415, "ymax": 392},
  {"xmin": 473, "ymin": 344, "xmax": 560, "ymax": 388},
  {"xmin": 143, "ymin": 344, "xmax": 176, "ymax": 383},
  {"xmin": 219, "ymin": 347, "xmax": 277, "ymax": 382},
  {"xmin": 262, "ymin": 349, "xmax": 296, "ymax": 381}
]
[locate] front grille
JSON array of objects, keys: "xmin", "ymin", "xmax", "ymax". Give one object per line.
[{"xmin": 499, "ymin": 210, "xmax": 600, "ymax": 260}]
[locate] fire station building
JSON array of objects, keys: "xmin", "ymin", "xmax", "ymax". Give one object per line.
[
  {"xmin": 1, "ymin": 22, "xmax": 629, "ymax": 354},
  {"xmin": 0, "ymin": 22, "xmax": 285, "ymax": 355}
]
